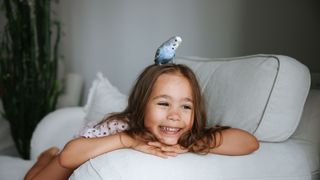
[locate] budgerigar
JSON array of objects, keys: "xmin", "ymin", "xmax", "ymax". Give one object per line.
[{"xmin": 154, "ymin": 36, "xmax": 182, "ymax": 65}]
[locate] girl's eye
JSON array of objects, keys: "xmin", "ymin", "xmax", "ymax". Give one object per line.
[
  {"xmin": 157, "ymin": 102, "xmax": 169, "ymax": 107},
  {"xmin": 182, "ymin": 105, "xmax": 192, "ymax": 110}
]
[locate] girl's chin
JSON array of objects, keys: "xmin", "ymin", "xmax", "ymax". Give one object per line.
[{"xmin": 159, "ymin": 138, "xmax": 179, "ymax": 145}]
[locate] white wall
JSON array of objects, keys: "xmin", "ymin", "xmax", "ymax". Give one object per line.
[
  {"xmin": 55, "ymin": 0, "xmax": 319, "ymax": 103},
  {"xmin": 238, "ymin": 0, "xmax": 320, "ymax": 71}
]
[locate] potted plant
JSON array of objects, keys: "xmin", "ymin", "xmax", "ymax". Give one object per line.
[{"xmin": 0, "ymin": 0, "xmax": 61, "ymax": 159}]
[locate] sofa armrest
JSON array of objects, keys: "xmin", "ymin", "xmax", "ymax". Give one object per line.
[
  {"xmin": 56, "ymin": 73, "xmax": 84, "ymax": 108},
  {"xmin": 30, "ymin": 107, "xmax": 85, "ymax": 160}
]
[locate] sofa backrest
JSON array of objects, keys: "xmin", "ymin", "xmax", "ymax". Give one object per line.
[
  {"xmin": 291, "ymin": 89, "xmax": 320, "ymax": 143},
  {"xmin": 175, "ymin": 54, "xmax": 310, "ymax": 142}
]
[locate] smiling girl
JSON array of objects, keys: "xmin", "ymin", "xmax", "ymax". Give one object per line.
[{"xmin": 24, "ymin": 64, "xmax": 259, "ymax": 180}]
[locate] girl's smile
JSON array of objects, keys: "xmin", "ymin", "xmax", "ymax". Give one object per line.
[{"xmin": 144, "ymin": 73, "xmax": 194, "ymax": 145}]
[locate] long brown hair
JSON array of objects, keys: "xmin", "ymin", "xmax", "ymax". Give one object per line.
[{"xmin": 102, "ymin": 63, "xmax": 229, "ymax": 153}]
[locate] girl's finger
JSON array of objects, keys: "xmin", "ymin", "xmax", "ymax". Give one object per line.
[
  {"xmin": 151, "ymin": 148, "xmax": 177, "ymax": 157},
  {"xmin": 147, "ymin": 142, "xmax": 188, "ymax": 154},
  {"xmin": 164, "ymin": 151, "xmax": 178, "ymax": 157},
  {"xmin": 161, "ymin": 145, "xmax": 188, "ymax": 153},
  {"xmin": 173, "ymin": 145, "xmax": 189, "ymax": 153},
  {"xmin": 148, "ymin": 148, "xmax": 168, "ymax": 159},
  {"xmin": 148, "ymin": 142, "xmax": 182, "ymax": 152},
  {"xmin": 147, "ymin": 141, "xmax": 163, "ymax": 148}
]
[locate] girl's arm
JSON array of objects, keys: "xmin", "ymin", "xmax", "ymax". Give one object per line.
[
  {"xmin": 59, "ymin": 133, "xmax": 127, "ymax": 169},
  {"xmin": 59, "ymin": 132, "xmax": 180, "ymax": 169},
  {"xmin": 148, "ymin": 128, "xmax": 259, "ymax": 156},
  {"xmin": 207, "ymin": 128, "xmax": 259, "ymax": 155}
]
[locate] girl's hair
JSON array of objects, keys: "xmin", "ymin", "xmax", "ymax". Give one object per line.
[{"xmin": 101, "ymin": 63, "xmax": 229, "ymax": 154}]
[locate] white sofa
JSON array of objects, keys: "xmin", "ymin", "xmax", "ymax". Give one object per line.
[{"xmin": 0, "ymin": 54, "xmax": 319, "ymax": 180}]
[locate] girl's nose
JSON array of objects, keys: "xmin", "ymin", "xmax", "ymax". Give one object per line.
[{"xmin": 167, "ymin": 107, "xmax": 180, "ymax": 121}]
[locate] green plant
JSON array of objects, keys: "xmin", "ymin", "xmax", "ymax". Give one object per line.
[{"xmin": 0, "ymin": 0, "xmax": 61, "ymax": 159}]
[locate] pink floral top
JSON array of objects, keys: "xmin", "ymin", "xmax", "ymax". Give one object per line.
[{"xmin": 77, "ymin": 119, "xmax": 129, "ymax": 138}]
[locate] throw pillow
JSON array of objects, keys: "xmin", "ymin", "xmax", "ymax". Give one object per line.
[{"xmin": 83, "ymin": 72, "xmax": 127, "ymax": 126}]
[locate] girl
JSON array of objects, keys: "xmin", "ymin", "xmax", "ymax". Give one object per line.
[{"xmin": 24, "ymin": 63, "xmax": 259, "ymax": 180}]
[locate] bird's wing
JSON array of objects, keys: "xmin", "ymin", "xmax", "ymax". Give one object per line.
[{"xmin": 155, "ymin": 47, "xmax": 162, "ymax": 59}]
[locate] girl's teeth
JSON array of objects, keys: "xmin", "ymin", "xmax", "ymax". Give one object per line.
[{"xmin": 160, "ymin": 126, "xmax": 180, "ymax": 132}]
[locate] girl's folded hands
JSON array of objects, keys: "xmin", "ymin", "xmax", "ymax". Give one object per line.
[{"xmin": 119, "ymin": 133, "xmax": 188, "ymax": 158}]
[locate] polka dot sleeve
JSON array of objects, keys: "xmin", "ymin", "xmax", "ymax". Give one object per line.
[{"xmin": 76, "ymin": 119, "xmax": 129, "ymax": 138}]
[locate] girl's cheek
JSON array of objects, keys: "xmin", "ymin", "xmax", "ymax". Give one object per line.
[
  {"xmin": 154, "ymin": 109, "xmax": 167, "ymax": 118},
  {"xmin": 148, "ymin": 106, "xmax": 166, "ymax": 118},
  {"xmin": 183, "ymin": 112, "xmax": 194, "ymax": 125},
  {"xmin": 181, "ymin": 109, "xmax": 192, "ymax": 116}
]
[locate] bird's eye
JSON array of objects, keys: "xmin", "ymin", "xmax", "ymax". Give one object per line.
[
  {"xmin": 172, "ymin": 47, "xmax": 174, "ymax": 50},
  {"xmin": 175, "ymin": 39, "xmax": 177, "ymax": 42}
]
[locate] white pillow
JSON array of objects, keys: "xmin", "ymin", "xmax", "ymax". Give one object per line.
[
  {"xmin": 176, "ymin": 54, "xmax": 310, "ymax": 142},
  {"xmin": 83, "ymin": 72, "xmax": 127, "ymax": 126}
]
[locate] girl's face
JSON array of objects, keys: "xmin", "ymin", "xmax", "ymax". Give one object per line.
[{"xmin": 144, "ymin": 73, "xmax": 194, "ymax": 145}]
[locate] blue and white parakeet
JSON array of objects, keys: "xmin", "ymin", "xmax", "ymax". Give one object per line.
[{"xmin": 154, "ymin": 36, "xmax": 182, "ymax": 65}]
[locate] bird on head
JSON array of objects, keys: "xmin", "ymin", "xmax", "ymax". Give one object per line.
[{"xmin": 154, "ymin": 36, "xmax": 182, "ymax": 65}]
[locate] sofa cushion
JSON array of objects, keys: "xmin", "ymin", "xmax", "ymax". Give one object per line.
[
  {"xmin": 176, "ymin": 54, "xmax": 310, "ymax": 142},
  {"xmin": 0, "ymin": 156, "xmax": 34, "ymax": 180}
]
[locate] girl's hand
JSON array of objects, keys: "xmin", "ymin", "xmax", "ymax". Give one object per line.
[
  {"xmin": 147, "ymin": 141, "xmax": 189, "ymax": 155},
  {"xmin": 119, "ymin": 133, "xmax": 187, "ymax": 158},
  {"xmin": 132, "ymin": 140, "xmax": 174, "ymax": 158}
]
